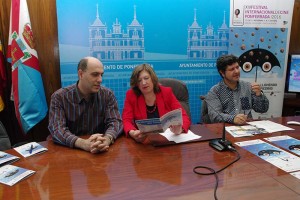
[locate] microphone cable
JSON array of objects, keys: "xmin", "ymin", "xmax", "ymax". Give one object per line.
[{"xmin": 193, "ymin": 146, "xmax": 241, "ymax": 200}]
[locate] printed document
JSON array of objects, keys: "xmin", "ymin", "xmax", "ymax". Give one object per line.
[
  {"xmin": 14, "ymin": 142, "xmax": 48, "ymax": 158},
  {"xmin": 135, "ymin": 108, "xmax": 182, "ymax": 133},
  {"xmin": 247, "ymin": 120, "xmax": 294, "ymax": 133},
  {"xmin": 0, "ymin": 164, "xmax": 35, "ymax": 186}
]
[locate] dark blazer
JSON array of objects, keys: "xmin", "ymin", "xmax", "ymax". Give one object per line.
[{"xmin": 122, "ymin": 85, "xmax": 191, "ymax": 135}]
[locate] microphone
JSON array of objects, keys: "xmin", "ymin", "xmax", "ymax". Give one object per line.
[{"xmin": 200, "ymin": 95, "xmax": 234, "ymax": 151}]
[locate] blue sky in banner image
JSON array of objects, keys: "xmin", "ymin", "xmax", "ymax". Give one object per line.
[{"xmin": 57, "ymin": 0, "xmax": 229, "ymax": 57}]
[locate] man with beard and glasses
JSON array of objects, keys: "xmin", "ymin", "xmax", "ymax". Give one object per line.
[{"xmin": 205, "ymin": 54, "xmax": 269, "ymax": 125}]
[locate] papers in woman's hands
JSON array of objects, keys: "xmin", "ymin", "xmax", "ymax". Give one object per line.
[
  {"xmin": 135, "ymin": 108, "xmax": 200, "ymax": 143},
  {"xmin": 135, "ymin": 108, "xmax": 183, "ymax": 133},
  {"xmin": 14, "ymin": 142, "xmax": 48, "ymax": 158},
  {"xmin": 159, "ymin": 128, "xmax": 201, "ymax": 143}
]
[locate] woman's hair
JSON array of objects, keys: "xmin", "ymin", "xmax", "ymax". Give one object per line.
[
  {"xmin": 216, "ymin": 54, "xmax": 239, "ymax": 77},
  {"xmin": 130, "ymin": 63, "xmax": 160, "ymax": 96}
]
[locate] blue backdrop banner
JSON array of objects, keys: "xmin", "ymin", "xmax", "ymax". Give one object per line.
[{"xmin": 56, "ymin": 0, "xmax": 293, "ymax": 123}]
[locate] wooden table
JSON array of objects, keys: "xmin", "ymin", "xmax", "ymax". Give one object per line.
[{"xmin": 1, "ymin": 116, "xmax": 300, "ymax": 200}]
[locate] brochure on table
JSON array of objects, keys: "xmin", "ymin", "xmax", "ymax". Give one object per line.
[
  {"xmin": 0, "ymin": 151, "xmax": 19, "ymax": 166},
  {"xmin": 0, "ymin": 164, "xmax": 35, "ymax": 186},
  {"xmin": 264, "ymin": 135, "xmax": 300, "ymax": 156},
  {"xmin": 246, "ymin": 120, "xmax": 294, "ymax": 133},
  {"xmin": 226, "ymin": 120, "xmax": 295, "ymax": 138},
  {"xmin": 14, "ymin": 142, "xmax": 48, "ymax": 158},
  {"xmin": 226, "ymin": 125, "xmax": 268, "ymax": 137},
  {"xmin": 290, "ymin": 171, "xmax": 300, "ymax": 179},
  {"xmin": 235, "ymin": 139, "xmax": 300, "ymax": 173},
  {"xmin": 135, "ymin": 108, "xmax": 182, "ymax": 133}
]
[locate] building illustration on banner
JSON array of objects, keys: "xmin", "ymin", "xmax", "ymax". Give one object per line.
[
  {"xmin": 59, "ymin": 3, "xmax": 230, "ymax": 124},
  {"xmin": 89, "ymin": 5, "xmax": 229, "ymax": 61},
  {"xmin": 89, "ymin": 5, "xmax": 144, "ymax": 61},
  {"xmin": 57, "ymin": 0, "xmax": 295, "ymax": 123},
  {"xmin": 187, "ymin": 9, "xmax": 229, "ymax": 59}
]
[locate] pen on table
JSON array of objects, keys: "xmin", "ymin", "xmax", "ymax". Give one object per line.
[{"xmin": 29, "ymin": 144, "xmax": 33, "ymax": 154}]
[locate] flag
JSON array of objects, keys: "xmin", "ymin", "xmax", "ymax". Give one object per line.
[
  {"xmin": 7, "ymin": 0, "xmax": 48, "ymax": 133},
  {"xmin": 0, "ymin": 39, "xmax": 7, "ymax": 112}
]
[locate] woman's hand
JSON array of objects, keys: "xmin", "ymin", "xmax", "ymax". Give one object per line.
[
  {"xmin": 170, "ymin": 125, "xmax": 183, "ymax": 135},
  {"xmin": 129, "ymin": 130, "xmax": 147, "ymax": 143}
]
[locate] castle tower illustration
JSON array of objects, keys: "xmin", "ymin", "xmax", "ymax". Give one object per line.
[
  {"xmin": 89, "ymin": 4, "xmax": 144, "ymax": 61},
  {"xmin": 187, "ymin": 9, "xmax": 229, "ymax": 59}
]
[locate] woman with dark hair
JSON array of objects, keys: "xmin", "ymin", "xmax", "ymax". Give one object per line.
[{"xmin": 122, "ymin": 63, "xmax": 190, "ymax": 143}]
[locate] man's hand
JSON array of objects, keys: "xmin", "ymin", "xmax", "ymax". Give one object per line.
[
  {"xmin": 234, "ymin": 114, "xmax": 247, "ymax": 125},
  {"xmin": 89, "ymin": 134, "xmax": 111, "ymax": 153},
  {"xmin": 251, "ymin": 83, "xmax": 262, "ymax": 96},
  {"xmin": 75, "ymin": 134, "xmax": 111, "ymax": 153}
]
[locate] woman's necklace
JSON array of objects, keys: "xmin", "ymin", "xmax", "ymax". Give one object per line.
[{"xmin": 146, "ymin": 101, "xmax": 157, "ymax": 113}]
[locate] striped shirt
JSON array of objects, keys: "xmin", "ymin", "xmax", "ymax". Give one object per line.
[
  {"xmin": 48, "ymin": 83, "xmax": 123, "ymax": 148},
  {"xmin": 206, "ymin": 80, "xmax": 269, "ymax": 123}
]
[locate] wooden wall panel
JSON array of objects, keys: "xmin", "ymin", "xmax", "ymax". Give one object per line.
[
  {"xmin": 0, "ymin": 0, "xmax": 60, "ymax": 144},
  {"xmin": 0, "ymin": 0, "xmax": 299, "ymax": 144},
  {"xmin": 28, "ymin": 0, "xmax": 61, "ymax": 99}
]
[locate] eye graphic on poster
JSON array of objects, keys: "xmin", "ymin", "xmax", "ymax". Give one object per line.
[{"xmin": 238, "ymin": 47, "xmax": 281, "ymax": 73}]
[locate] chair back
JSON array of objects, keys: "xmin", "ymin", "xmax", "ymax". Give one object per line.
[
  {"xmin": 158, "ymin": 78, "xmax": 191, "ymax": 118},
  {"xmin": 200, "ymin": 97, "xmax": 211, "ymax": 124},
  {"xmin": 0, "ymin": 121, "xmax": 11, "ymax": 151}
]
